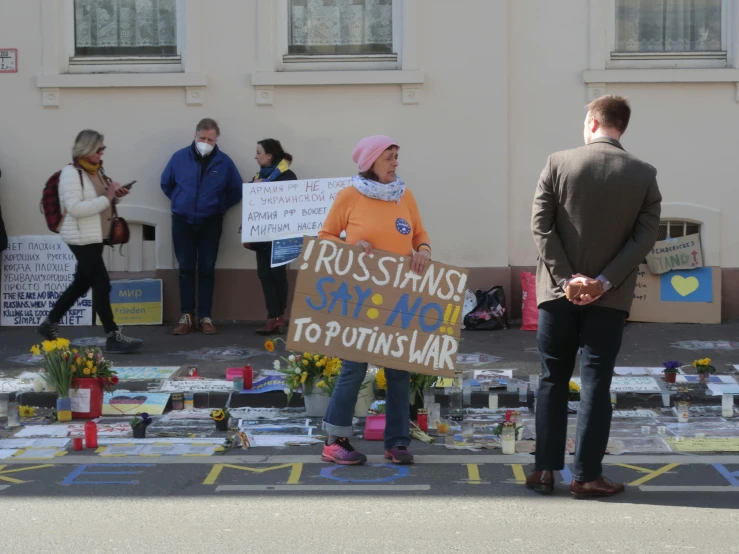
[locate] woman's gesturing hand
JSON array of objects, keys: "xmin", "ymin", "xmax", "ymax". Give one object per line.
[
  {"xmin": 411, "ymin": 249, "xmax": 431, "ymax": 274},
  {"xmin": 355, "ymin": 240, "xmax": 372, "ymax": 255}
]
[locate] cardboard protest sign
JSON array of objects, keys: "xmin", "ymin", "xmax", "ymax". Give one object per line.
[
  {"xmin": 645, "ymin": 234, "xmax": 703, "ymax": 274},
  {"xmin": 2, "ymin": 235, "xmax": 92, "ymax": 326},
  {"xmin": 241, "ymin": 177, "xmax": 351, "ymax": 243},
  {"xmin": 287, "ymin": 237, "xmax": 468, "ymax": 377},
  {"xmin": 628, "ymin": 264, "xmax": 721, "ymax": 324}
]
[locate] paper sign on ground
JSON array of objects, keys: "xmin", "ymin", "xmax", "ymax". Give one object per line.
[
  {"xmin": 96, "ymin": 279, "xmax": 162, "ymax": 326},
  {"xmin": 245, "ymin": 433, "xmax": 323, "ymax": 447},
  {"xmin": 102, "ymin": 392, "xmax": 170, "ymax": 416},
  {"xmin": 1, "ymin": 235, "xmax": 92, "ymax": 326},
  {"xmin": 13, "ymin": 448, "xmax": 65, "ymax": 459},
  {"xmin": 100, "ymin": 445, "xmax": 145, "ymax": 456},
  {"xmin": 239, "ymin": 375, "xmax": 288, "ymax": 395},
  {"xmin": 13, "ymin": 425, "xmax": 71, "ymax": 438},
  {"xmin": 159, "ymin": 379, "xmax": 232, "ymax": 393},
  {"xmin": 242, "ymin": 177, "xmax": 351, "ymax": 243},
  {"xmin": 668, "ymin": 437, "xmax": 739, "ymax": 452},
  {"xmin": 0, "ymin": 449, "xmax": 19, "ymax": 459},
  {"xmin": 629, "ymin": 264, "xmax": 721, "ymax": 324},
  {"xmin": 615, "ymin": 367, "xmax": 682, "ymax": 376},
  {"xmin": 571, "ymin": 376, "xmax": 661, "ymax": 393},
  {"xmin": 676, "ymin": 375, "xmax": 738, "ymax": 384},
  {"xmin": 706, "ymin": 383, "xmax": 739, "ymax": 396},
  {"xmin": 0, "ymin": 378, "xmax": 36, "ymax": 393},
  {"xmin": 99, "ymin": 438, "xmax": 226, "ymax": 445},
  {"xmin": 69, "ymin": 423, "xmax": 132, "ymax": 437},
  {"xmin": 288, "ymin": 237, "xmax": 468, "ymax": 377},
  {"xmin": 0, "ymin": 439, "xmax": 69, "ymax": 448},
  {"xmin": 114, "ymin": 367, "xmax": 180, "ymax": 381},
  {"xmin": 646, "ymin": 234, "xmax": 703, "ymax": 274}
]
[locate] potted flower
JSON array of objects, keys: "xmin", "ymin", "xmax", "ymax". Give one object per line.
[
  {"xmin": 130, "ymin": 412, "xmax": 152, "ymax": 438},
  {"xmin": 211, "ymin": 408, "xmax": 231, "ymax": 431},
  {"xmin": 568, "ymin": 380, "xmax": 581, "ymax": 401},
  {"xmin": 69, "ymin": 346, "xmax": 119, "ymax": 419},
  {"xmin": 693, "ymin": 358, "xmax": 716, "ymax": 382},
  {"xmin": 662, "ymin": 360, "xmax": 680, "ymax": 384},
  {"xmin": 31, "ymin": 339, "xmax": 74, "ymax": 421}
]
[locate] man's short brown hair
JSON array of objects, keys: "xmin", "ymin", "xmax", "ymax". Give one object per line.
[
  {"xmin": 195, "ymin": 118, "xmax": 220, "ymax": 137},
  {"xmin": 587, "ymin": 95, "xmax": 631, "ymax": 134}
]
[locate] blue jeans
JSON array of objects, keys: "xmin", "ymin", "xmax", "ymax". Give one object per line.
[
  {"xmin": 534, "ymin": 297, "xmax": 627, "ymax": 482},
  {"xmin": 323, "ymin": 360, "xmax": 410, "ymax": 450},
  {"xmin": 172, "ymin": 213, "xmax": 223, "ymax": 319}
]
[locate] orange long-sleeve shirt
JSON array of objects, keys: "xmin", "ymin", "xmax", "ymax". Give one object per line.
[{"xmin": 319, "ymin": 186, "xmax": 430, "ymax": 256}]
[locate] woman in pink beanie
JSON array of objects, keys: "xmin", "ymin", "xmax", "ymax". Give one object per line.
[{"xmin": 317, "ymin": 135, "xmax": 433, "ymax": 467}]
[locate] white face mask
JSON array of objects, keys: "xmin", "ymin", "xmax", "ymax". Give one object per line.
[{"xmin": 196, "ymin": 141, "xmax": 214, "ymax": 157}]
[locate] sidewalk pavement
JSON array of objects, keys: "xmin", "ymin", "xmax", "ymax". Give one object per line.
[{"xmin": 1, "ymin": 320, "xmax": 738, "ymax": 377}]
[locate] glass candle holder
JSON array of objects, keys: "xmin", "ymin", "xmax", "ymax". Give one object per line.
[
  {"xmin": 722, "ymin": 394, "xmax": 734, "ymax": 418},
  {"xmin": 488, "ymin": 392, "xmax": 499, "ymax": 410},
  {"xmin": 461, "ymin": 420, "xmax": 474, "ymax": 438}
]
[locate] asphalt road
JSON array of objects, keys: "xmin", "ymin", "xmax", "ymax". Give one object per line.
[{"xmin": 1, "ymin": 455, "xmax": 738, "ymax": 553}]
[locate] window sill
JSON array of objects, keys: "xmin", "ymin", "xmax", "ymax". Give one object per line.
[
  {"xmin": 251, "ymin": 69, "xmax": 424, "ymax": 86},
  {"xmin": 250, "ymin": 70, "xmax": 425, "ymax": 106},
  {"xmin": 35, "ymin": 72, "xmax": 207, "ymax": 107},
  {"xmin": 36, "ymin": 72, "xmax": 207, "ymax": 88},
  {"xmin": 584, "ymin": 68, "xmax": 739, "ymax": 83}
]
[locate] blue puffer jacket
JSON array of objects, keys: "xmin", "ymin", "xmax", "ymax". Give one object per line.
[{"xmin": 161, "ymin": 143, "xmax": 243, "ymax": 224}]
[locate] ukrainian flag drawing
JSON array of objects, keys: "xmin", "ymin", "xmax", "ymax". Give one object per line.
[{"xmin": 96, "ymin": 279, "xmax": 163, "ymax": 326}]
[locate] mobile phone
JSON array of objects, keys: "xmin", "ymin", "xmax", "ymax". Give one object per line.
[{"xmin": 121, "ymin": 180, "xmax": 136, "ymax": 190}]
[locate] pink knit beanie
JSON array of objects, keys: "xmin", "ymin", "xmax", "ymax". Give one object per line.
[{"xmin": 352, "ymin": 135, "xmax": 399, "ymax": 172}]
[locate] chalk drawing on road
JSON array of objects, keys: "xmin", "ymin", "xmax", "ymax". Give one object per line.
[
  {"xmin": 174, "ymin": 347, "xmax": 259, "ymax": 362},
  {"xmin": 671, "ymin": 340, "xmax": 739, "ymax": 351},
  {"xmin": 70, "ymin": 337, "xmax": 107, "ymax": 347},
  {"xmin": 6, "ymin": 353, "xmax": 44, "ymax": 366}
]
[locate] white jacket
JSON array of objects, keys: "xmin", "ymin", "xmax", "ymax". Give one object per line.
[{"xmin": 58, "ymin": 165, "xmax": 110, "ymax": 245}]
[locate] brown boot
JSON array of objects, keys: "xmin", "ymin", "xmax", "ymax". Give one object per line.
[
  {"xmin": 525, "ymin": 470, "xmax": 554, "ymax": 495},
  {"xmin": 200, "ymin": 317, "xmax": 217, "ymax": 335},
  {"xmin": 255, "ymin": 317, "xmax": 284, "ymax": 336},
  {"xmin": 173, "ymin": 313, "xmax": 194, "ymax": 336},
  {"xmin": 570, "ymin": 475, "xmax": 625, "ymax": 499}
]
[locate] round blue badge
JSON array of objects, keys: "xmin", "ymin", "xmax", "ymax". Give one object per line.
[{"xmin": 395, "ymin": 218, "xmax": 411, "ymax": 235}]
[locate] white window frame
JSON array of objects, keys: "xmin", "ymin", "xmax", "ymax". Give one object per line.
[
  {"xmin": 37, "ymin": 0, "xmax": 206, "ymax": 107},
  {"xmin": 66, "ymin": 0, "xmax": 186, "ymax": 74},
  {"xmin": 278, "ymin": 0, "xmax": 403, "ymax": 72},
  {"xmin": 607, "ymin": 0, "xmax": 732, "ymax": 69},
  {"xmin": 251, "ymin": 0, "xmax": 424, "ymax": 104}
]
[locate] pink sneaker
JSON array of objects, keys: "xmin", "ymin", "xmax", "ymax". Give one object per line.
[
  {"xmin": 384, "ymin": 445, "xmax": 414, "ymax": 465},
  {"xmin": 321, "ymin": 438, "xmax": 367, "ymax": 465}
]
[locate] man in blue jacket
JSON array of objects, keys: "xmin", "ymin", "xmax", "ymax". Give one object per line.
[{"xmin": 161, "ymin": 118, "xmax": 243, "ymax": 335}]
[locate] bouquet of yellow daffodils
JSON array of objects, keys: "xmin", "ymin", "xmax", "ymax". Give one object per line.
[
  {"xmin": 268, "ymin": 338, "xmax": 343, "ymax": 403},
  {"xmin": 31, "ymin": 339, "xmax": 119, "ymax": 396},
  {"xmin": 30, "ymin": 339, "xmax": 74, "ymax": 398}
]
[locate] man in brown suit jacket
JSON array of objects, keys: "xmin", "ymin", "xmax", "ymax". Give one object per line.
[{"xmin": 527, "ymin": 96, "xmax": 662, "ymax": 499}]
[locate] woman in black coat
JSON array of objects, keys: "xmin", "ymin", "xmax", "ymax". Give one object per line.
[{"xmin": 246, "ymin": 139, "xmax": 296, "ymax": 335}]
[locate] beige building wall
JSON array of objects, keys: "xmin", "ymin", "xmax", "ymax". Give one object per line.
[{"xmin": 1, "ymin": 0, "xmax": 737, "ymax": 321}]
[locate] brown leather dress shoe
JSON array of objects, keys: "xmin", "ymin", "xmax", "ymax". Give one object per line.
[
  {"xmin": 525, "ymin": 470, "xmax": 554, "ymax": 494},
  {"xmin": 570, "ymin": 475, "xmax": 625, "ymax": 499},
  {"xmin": 173, "ymin": 314, "xmax": 194, "ymax": 336},
  {"xmin": 200, "ymin": 317, "xmax": 217, "ymax": 335},
  {"xmin": 255, "ymin": 317, "xmax": 284, "ymax": 336}
]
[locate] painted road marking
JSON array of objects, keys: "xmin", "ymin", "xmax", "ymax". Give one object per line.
[
  {"xmin": 203, "ymin": 463, "xmax": 303, "ymax": 485},
  {"xmin": 0, "ymin": 485, "xmax": 9, "ymax": 491},
  {"xmin": 467, "ymin": 464, "xmax": 482, "ymax": 484},
  {"xmin": 320, "ymin": 464, "xmax": 408, "ymax": 483},
  {"xmin": 61, "ymin": 464, "xmax": 153, "ymax": 485},
  {"xmin": 712, "ymin": 463, "xmax": 739, "ymax": 487},
  {"xmin": 640, "ymin": 486, "xmax": 739, "ymax": 492},
  {"xmin": 0, "ymin": 464, "xmax": 53, "ymax": 484},
  {"xmin": 620, "ymin": 463, "xmax": 681, "ymax": 486},
  {"xmin": 215, "ymin": 485, "xmax": 431, "ymax": 492},
  {"xmin": 510, "ymin": 464, "xmax": 526, "ymax": 484}
]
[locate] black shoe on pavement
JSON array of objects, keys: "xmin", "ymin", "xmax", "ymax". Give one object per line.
[
  {"xmin": 105, "ymin": 327, "xmax": 143, "ymax": 354},
  {"xmin": 37, "ymin": 319, "xmax": 59, "ymax": 341}
]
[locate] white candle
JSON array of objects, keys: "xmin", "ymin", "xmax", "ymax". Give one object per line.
[
  {"xmin": 722, "ymin": 394, "xmax": 734, "ymax": 418},
  {"xmin": 501, "ymin": 435, "xmax": 516, "ymax": 455},
  {"xmin": 488, "ymin": 393, "xmax": 498, "ymax": 409}
]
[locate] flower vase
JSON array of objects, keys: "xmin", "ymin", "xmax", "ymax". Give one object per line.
[
  {"xmin": 304, "ymin": 392, "xmax": 331, "ymax": 417},
  {"xmin": 215, "ymin": 418, "xmax": 229, "ymax": 432},
  {"xmin": 663, "ymin": 372, "xmax": 677, "ymax": 384},
  {"xmin": 70, "ymin": 378, "xmax": 104, "ymax": 419},
  {"xmin": 698, "ymin": 372, "xmax": 710, "ymax": 383},
  {"xmin": 132, "ymin": 426, "xmax": 147, "ymax": 439},
  {"xmin": 56, "ymin": 397, "xmax": 72, "ymax": 422}
]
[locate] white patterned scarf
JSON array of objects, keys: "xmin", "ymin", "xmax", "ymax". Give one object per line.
[{"xmin": 352, "ymin": 175, "xmax": 405, "ymax": 204}]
